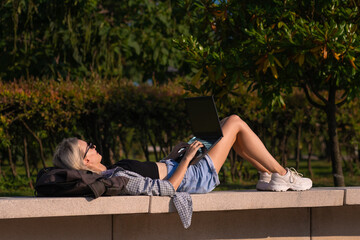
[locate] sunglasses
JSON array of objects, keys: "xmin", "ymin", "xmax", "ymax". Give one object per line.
[{"xmin": 83, "ymin": 142, "xmax": 95, "ymax": 159}]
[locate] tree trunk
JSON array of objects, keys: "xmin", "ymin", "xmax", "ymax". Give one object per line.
[
  {"xmin": 345, "ymin": 145, "xmax": 354, "ymax": 176},
  {"xmin": 280, "ymin": 134, "xmax": 288, "ymax": 167},
  {"xmin": 220, "ymin": 167, "xmax": 227, "ymax": 183},
  {"xmin": 236, "ymin": 155, "xmax": 242, "ymax": 183},
  {"xmin": 23, "ymin": 137, "xmax": 34, "ymax": 189},
  {"xmin": 119, "ymin": 132, "xmax": 130, "ymax": 159},
  {"xmin": 270, "ymin": 134, "xmax": 276, "ymax": 158},
  {"xmin": 326, "ymin": 86, "xmax": 345, "ymax": 187},
  {"xmin": 354, "ymin": 144, "xmax": 359, "ymax": 168},
  {"xmin": 0, "ymin": 154, "xmax": 2, "ymax": 177},
  {"xmin": 307, "ymin": 140, "xmax": 313, "ymax": 178},
  {"xmin": 231, "ymin": 150, "xmax": 240, "ymax": 183},
  {"xmin": 238, "ymin": 157, "xmax": 244, "ymax": 182},
  {"xmin": 100, "ymin": 120, "xmax": 114, "ymax": 166},
  {"xmin": 229, "ymin": 149, "xmax": 236, "ymax": 182},
  {"xmin": 110, "ymin": 136, "xmax": 121, "ymax": 162},
  {"xmin": 140, "ymin": 130, "xmax": 150, "ymax": 162},
  {"xmin": 148, "ymin": 133, "xmax": 159, "ymax": 162},
  {"xmin": 7, "ymin": 145, "xmax": 17, "ymax": 177},
  {"xmin": 295, "ymin": 123, "xmax": 302, "ymax": 170},
  {"xmin": 319, "ymin": 135, "xmax": 328, "ymax": 159},
  {"xmin": 21, "ymin": 120, "xmax": 47, "ymax": 168}
]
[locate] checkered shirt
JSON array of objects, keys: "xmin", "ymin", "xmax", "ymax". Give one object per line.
[{"xmin": 102, "ymin": 167, "xmax": 193, "ymax": 228}]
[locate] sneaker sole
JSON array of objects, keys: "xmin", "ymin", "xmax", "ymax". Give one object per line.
[
  {"xmin": 256, "ymin": 182, "xmax": 270, "ymax": 191},
  {"xmin": 268, "ymin": 183, "xmax": 312, "ymax": 192}
]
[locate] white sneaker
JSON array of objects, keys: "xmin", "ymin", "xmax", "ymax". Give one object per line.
[
  {"xmin": 256, "ymin": 171, "xmax": 272, "ymax": 191},
  {"xmin": 268, "ymin": 168, "xmax": 312, "ymax": 192}
]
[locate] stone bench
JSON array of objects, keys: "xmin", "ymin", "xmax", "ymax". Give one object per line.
[{"xmin": 0, "ymin": 187, "xmax": 359, "ymax": 240}]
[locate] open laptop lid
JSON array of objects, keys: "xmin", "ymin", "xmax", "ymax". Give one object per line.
[{"xmin": 185, "ymin": 96, "xmax": 223, "ymax": 140}]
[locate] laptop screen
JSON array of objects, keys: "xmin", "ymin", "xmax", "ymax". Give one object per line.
[{"xmin": 185, "ymin": 96, "xmax": 223, "ymax": 139}]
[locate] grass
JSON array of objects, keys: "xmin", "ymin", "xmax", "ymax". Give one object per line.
[
  {"xmin": 216, "ymin": 158, "xmax": 360, "ymax": 191},
  {"xmin": 0, "ymin": 157, "xmax": 359, "ymax": 196}
]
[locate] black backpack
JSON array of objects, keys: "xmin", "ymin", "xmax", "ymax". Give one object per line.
[{"xmin": 35, "ymin": 167, "xmax": 129, "ymax": 198}]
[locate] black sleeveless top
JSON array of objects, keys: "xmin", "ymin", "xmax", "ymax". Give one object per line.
[{"xmin": 108, "ymin": 159, "xmax": 159, "ymax": 179}]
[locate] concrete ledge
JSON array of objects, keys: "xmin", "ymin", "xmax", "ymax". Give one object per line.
[
  {"xmin": 0, "ymin": 187, "xmax": 355, "ymax": 219},
  {"xmin": 149, "ymin": 187, "xmax": 345, "ymax": 213},
  {"xmin": 0, "ymin": 195, "xmax": 149, "ymax": 219}
]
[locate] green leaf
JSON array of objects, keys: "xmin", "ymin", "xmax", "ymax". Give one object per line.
[
  {"xmin": 273, "ymin": 56, "xmax": 283, "ymax": 68},
  {"xmin": 128, "ymin": 40, "xmax": 141, "ymax": 55},
  {"xmin": 298, "ymin": 54, "xmax": 305, "ymax": 66},
  {"xmin": 191, "ymin": 68, "xmax": 203, "ymax": 85}
]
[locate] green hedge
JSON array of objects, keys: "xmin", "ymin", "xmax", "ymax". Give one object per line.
[{"xmin": 0, "ymin": 78, "xmax": 190, "ymax": 179}]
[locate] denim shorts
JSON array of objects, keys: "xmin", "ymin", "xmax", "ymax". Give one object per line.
[{"xmin": 161, "ymin": 154, "xmax": 220, "ymax": 194}]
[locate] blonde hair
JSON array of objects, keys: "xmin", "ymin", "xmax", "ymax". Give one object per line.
[{"xmin": 53, "ymin": 138, "xmax": 88, "ymax": 171}]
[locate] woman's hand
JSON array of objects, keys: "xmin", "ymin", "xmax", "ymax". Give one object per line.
[
  {"xmin": 168, "ymin": 140, "xmax": 204, "ymax": 190},
  {"xmin": 182, "ymin": 140, "xmax": 204, "ymax": 162}
]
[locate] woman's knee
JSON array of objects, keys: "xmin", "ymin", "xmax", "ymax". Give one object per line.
[
  {"xmin": 224, "ymin": 115, "xmax": 247, "ymax": 130},
  {"xmin": 228, "ymin": 114, "xmax": 243, "ymax": 124}
]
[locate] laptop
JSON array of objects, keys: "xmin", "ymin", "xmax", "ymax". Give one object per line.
[{"xmin": 185, "ymin": 96, "xmax": 223, "ymax": 152}]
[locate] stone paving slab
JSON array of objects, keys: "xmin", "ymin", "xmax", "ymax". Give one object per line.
[
  {"xmin": 0, "ymin": 195, "xmax": 150, "ymax": 219},
  {"xmin": 344, "ymin": 187, "xmax": 360, "ymax": 205}
]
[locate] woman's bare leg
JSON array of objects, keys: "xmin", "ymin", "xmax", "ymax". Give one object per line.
[
  {"xmin": 208, "ymin": 115, "xmax": 286, "ymax": 175},
  {"xmin": 219, "ymin": 117, "xmax": 270, "ymax": 173},
  {"xmin": 231, "ymin": 145, "xmax": 270, "ymax": 173}
]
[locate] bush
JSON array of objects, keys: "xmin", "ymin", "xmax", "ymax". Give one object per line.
[{"xmin": 0, "ymin": 77, "xmax": 190, "ymax": 182}]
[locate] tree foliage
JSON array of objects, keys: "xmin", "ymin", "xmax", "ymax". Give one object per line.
[
  {"xmin": 1, "ymin": 0, "xmax": 360, "ymax": 193},
  {"xmin": 0, "ymin": 0, "xmax": 191, "ymax": 82},
  {"xmin": 176, "ymin": 0, "xmax": 360, "ymax": 186}
]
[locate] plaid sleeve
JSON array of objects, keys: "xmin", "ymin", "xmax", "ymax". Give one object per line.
[
  {"xmin": 112, "ymin": 168, "xmax": 192, "ymax": 228},
  {"xmin": 113, "ymin": 169, "xmax": 175, "ymax": 196},
  {"xmin": 125, "ymin": 176, "xmax": 175, "ymax": 196},
  {"xmin": 173, "ymin": 192, "xmax": 193, "ymax": 229}
]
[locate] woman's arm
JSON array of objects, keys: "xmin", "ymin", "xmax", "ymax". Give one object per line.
[
  {"xmin": 112, "ymin": 141, "xmax": 203, "ymax": 196},
  {"xmin": 168, "ymin": 141, "xmax": 203, "ymax": 190}
]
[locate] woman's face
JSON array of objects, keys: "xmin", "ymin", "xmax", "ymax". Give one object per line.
[{"xmin": 78, "ymin": 139, "xmax": 103, "ymax": 167}]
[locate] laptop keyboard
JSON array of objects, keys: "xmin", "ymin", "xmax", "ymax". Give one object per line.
[{"xmin": 188, "ymin": 137, "xmax": 218, "ymax": 153}]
